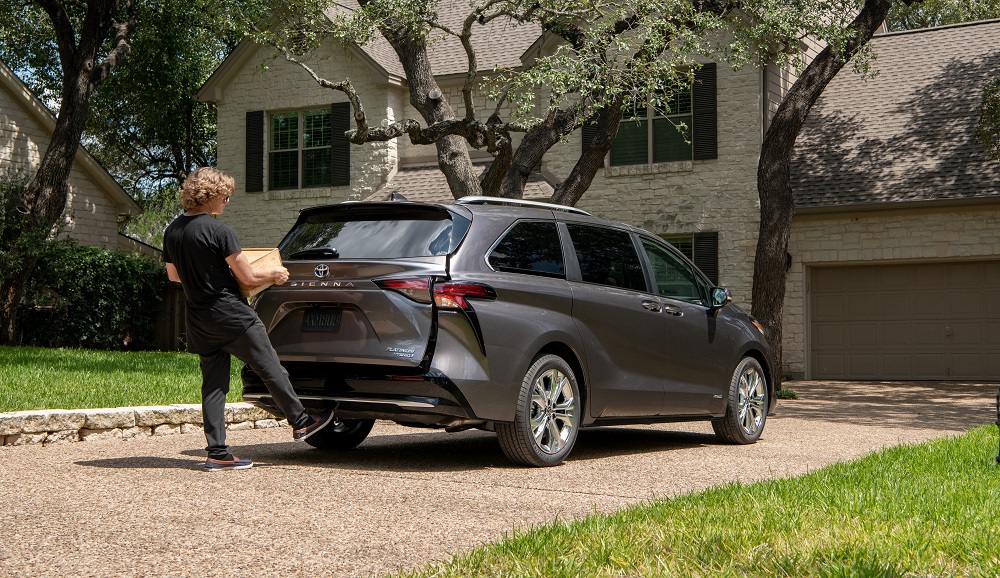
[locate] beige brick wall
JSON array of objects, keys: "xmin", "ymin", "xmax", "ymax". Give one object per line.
[
  {"xmin": 215, "ymin": 45, "xmax": 397, "ymax": 246},
  {"xmin": 542, "ymin": 61, "xmax": 764, "ymax": 308},
  {"xmin": 785, "ymin": 203, "xmax": 1000, "ymax": 378},
  {"xmin": 1, "ymin": 82, "xmax": 121, "ymax": 249}
]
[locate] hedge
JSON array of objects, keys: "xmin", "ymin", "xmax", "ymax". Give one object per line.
[{"xmin": 17, "ymin": 240, "xmax": 167, "ymax": 350}]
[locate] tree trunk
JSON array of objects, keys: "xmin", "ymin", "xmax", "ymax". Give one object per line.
[
  {"xmin": 380, "ymin": 29, "xmax": 481, "ymax": 199},
  {"xmin": 753, "ymin": 0, "xmax": 900, "ymax": 386},
  {"xmin": 0, "ymin": 0, "xmax": 135, "ymax": 344},
  {"xmin": 550, "ymin": 100, "xmax": 624, "ymax": 206}
]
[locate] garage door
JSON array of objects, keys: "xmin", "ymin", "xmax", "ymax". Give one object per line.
[{"xmin": 810, "ymin": 261, "xmax": 1000, "ymax": 380}]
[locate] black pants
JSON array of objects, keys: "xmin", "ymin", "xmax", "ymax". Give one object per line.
[{"xmin": 199, "ymin": 319, "xmax": 312, "ymax": 459}]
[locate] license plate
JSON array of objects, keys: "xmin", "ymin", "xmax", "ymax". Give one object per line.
[{"xmin": 301, "ymin": 309, "xmax": 342, "ymax": 332}]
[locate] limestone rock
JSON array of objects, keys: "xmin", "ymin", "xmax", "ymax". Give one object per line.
[
  {"xmin": 10, "ymin": 410, "xmax": 86, "ymax": 434},
  {"xmin": 253, "ymin": 419, "xmax": 281, "ymax": 429},
  {"xmin": 225, "ymin": 403, "xmax": 273, "ymax": 424},
  {"xmin": 121, "ymin": 426, "xmax": 152, "ymax": 439},
  {"xmin": 80, "ymin": 428, "xmax": 124, "ymax": 441},
  {"xmin": 170, "ymin": 404, "xmax": 204, "ymax": 425},
  {"xmin": 44, "ymin": 430, "xmax": 80, "ymax": 445},
  {"xmin": 226, "ymin": 421, "xmax": 254, "ymax": 431},
  {"xmin": 83, "ymin": 409, "xmax": 135, "ymax": 430},
  {"xmin": 152, "ymin": 423, "xmax": 182, "ymax": 436},
  {"xmin": 134, "ymin": 406, "xmax": 183, "ymax": 427},
  {"xmin": 6, "ymin": 432, "xmax": 47, "ymax": 446},
  {"xmin": 181, "ymin": 423, "xmax": 204, "ymax": 434}
]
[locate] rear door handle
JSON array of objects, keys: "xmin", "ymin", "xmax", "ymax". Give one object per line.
[
  {"xmin": 641, "ymin": 300, "xmax": 662, "ymax": 313},
  {"xmin": 663, "ymin": 305, "xmax": 683, "ymax": 317}
]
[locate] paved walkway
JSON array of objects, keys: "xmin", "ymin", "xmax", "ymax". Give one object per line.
[{"xmin": 0, "ymin": 381, "xmax": 995, "ymax": 577}]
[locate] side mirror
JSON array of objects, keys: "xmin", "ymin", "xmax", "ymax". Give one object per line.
[{"xmin": 710, "ymin": 287, "xmax": 732, "ymax": 309}]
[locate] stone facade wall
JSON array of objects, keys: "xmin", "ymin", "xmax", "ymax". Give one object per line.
[
  {"xmin": 0, "ymin": 403, "xmax": 284, "ymax": 446},
  {"xmin": 784, "ymin": 203, "xmax": 1000, "ymax": 378},
  {"xmin": 215, "ymin": 45, "xmax": 397, "ymax": 247},
  {"xmin": 1, "ymin": 80, "xmax": 123, "ymax": 250},
  {"xmin": 542, "ymin": 61, "xmax": 765, "ymax": 308}
]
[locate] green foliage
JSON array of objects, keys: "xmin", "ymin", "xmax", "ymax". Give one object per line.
[
  {"xmin": 397, "ymin": 426, "xmax": 1000, "ymax": 577},
  {"xmin": 122, "ymin": 184, "xmax": 182, "ymax": 249},
  {"xmin": 16, "ymin": 240, "xmax": 168, "ymax": 350},
  {"xmin": 886, "ymin": 0, "xmax": 1000, "ymax": 31},
  {"xmin": 0, "ymin": 176, "xmax": 48, "ymax": 292},
  {"xmin": 0, "ymin": 345, "xmax": 243, "ymax": 411},
  {"xmin": 776, "ymin": 387, "xmax": 798, "ymax": 399},
  {"xmin": 977, "ymin": 78, "xmax": 1000, "ymax": 160}
]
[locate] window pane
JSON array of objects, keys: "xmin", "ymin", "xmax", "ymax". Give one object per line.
[
  {"xmin": 488, "ymin": 221, "xmax": 565, "ymax": 277},
  {"xmin": 269, "ymin": 150, "xmax": 298, "ymax": 189},
  {"xmin": 640, "ymin": 237, "xmax": 704, "ymax": 304},
  {"xmin": 303, "ymin": 148, "xmax": 332, "ymax": 187},
  {"xmin": 270, "ymin": 112, "xmax": 298, "ymax": 151},
  {"xmin": 662, "ymin": 235, "xmax": 694, "ymax": 260},
  {"xmin": 653, "ymin": 116, "xmax": 692, "ymax": 163},
  {"xmin": 302, "ymin": 109, "xmax": 332, "ymax": 149},
  {"xmin": 653, "ymin": 86, "xmax": 691, "ymax": 116},
  {"xmin": 281, "ymin": 211, "xmax": 470, "ymax": 258},
  {"xmin": 610, "ymin": 119, "xmax": 648, "ymax": 166},
  {"xmin": 567, "ymin": 224, "xmax": 646, "ymax": 292}
]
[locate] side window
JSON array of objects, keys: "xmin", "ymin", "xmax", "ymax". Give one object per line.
[
  {"xmin": 488, "ymin": 221, "xmax": 565, "ymax": 278},
  {"xmin": 640, "ymin": 237, "xmax": 706, "ymax": 305},
  {"xmin": 566, "ymin": 224, "xmax": 647, "ymax": 292}
]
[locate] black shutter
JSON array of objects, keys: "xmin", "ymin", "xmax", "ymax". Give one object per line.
[
  {"xmin": 331, "ymin": 102, "xmax": 351, "ymax": 186},
  {"xmin": 245, "ymin": 110, "xmax": 264, "ymax": 192},
  {"xmin": 693, "ymin": 231, "xmax": 719, "ymax": 285},
  {"xmin": 581, "ymin": 118, "xmax": 599, "ymax": 153},
  {"xmin": 692, "ymin": 63, "xmax": 717, "ymax": 161}
]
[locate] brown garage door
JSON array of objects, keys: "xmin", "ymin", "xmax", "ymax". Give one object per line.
[{"xmin": 810, "ymin": 261, "xmax": 1000, "ymax": 380}]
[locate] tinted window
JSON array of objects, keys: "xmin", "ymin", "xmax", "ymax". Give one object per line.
[
  {"xmin": 567, "ymin": 224, "xmax": 647, "ymax": 291},
  {"xmin": 488, "ymin": 221, "xmax": 565, "ymax": 278},
  {"xmin": 281, "ymin": 210, "xmax": 471, "ymax": 259},
  {"xmin": 640, "ymin": 237, "xmax": 706, "ymax": 304}
]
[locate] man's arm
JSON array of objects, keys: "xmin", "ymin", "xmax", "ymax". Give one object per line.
[
  {"xmin": 166, "ymin": 262, "xmax": 181, "ymax": 283},
  {"xmin": 226, "ymin": 251, "xmax": 289, "ymax": 286}
]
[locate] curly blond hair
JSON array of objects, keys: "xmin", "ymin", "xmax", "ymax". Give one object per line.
[{"xmin": 181, "ymin": 167, "xmax": 235, "ymax": 210}]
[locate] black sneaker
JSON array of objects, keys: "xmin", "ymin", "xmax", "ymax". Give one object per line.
[
  {"xmin": 204, "ymin": 455, "xmax": 254, "ymax": 471},
  {"xmin": 293, "ymin": 411, "xmax": 336, "ymax": 441}
]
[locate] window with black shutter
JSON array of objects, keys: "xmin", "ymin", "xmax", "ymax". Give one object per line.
[
  {"xmin": 261, "ymin": 104, "xmax": 351, "ymax": 190},
  {"xmin": 607, "ymin": 63, "xmax": 717, "ymax": 165}
]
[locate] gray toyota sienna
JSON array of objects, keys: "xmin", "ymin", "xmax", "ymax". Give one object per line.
[{"xmin": 242, "ymin": 197, "xmax": 775, "ymax": 466}]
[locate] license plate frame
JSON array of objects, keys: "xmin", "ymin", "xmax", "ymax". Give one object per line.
[{"xmin": 301, "ymin": 309, "xmax": 342, "ymax": 333}]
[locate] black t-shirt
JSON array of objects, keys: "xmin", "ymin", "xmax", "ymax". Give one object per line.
[{"xmin": 162, "ymin": 214, "xmax": 259, "ymax": 354}]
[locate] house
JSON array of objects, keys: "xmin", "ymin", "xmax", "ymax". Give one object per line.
[
  {"xmin": 196, "ymin": 2, "xmax": 1000, "ymax": 381},
  {"xmin": 787, "ymin": 20, "xmax": 1000, "ymax": 381},
  {"xmin": 0, "ymin": 58, "xmax": 143, "ymax": 253}
]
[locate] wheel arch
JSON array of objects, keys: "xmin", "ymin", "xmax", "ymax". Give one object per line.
[
  {"xmin": 533, "ymin": 341, "xmax": 588, "ymax": 418},
  {"xmin": 740, "ymin": 346, "xmax": 775, "ymax": 413}
]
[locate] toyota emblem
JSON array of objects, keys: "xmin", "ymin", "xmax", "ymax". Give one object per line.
[{"xmin": 314, "ymin": 264, "xmax": 330, "ymax": 278}]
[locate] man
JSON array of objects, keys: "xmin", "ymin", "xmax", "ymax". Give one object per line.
[{"xmin": 163, "ymin": 167, "xmax": 334, "ymax": 471}]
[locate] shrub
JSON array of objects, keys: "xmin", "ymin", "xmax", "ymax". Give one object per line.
[{"xmin": 16, "ymin": 240, "xmax": 167, "ymax": 350}]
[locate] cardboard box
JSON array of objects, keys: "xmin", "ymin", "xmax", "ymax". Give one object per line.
[{"xmin": 236, "ymin": 248, "xmax": 282, "ymax": 298}]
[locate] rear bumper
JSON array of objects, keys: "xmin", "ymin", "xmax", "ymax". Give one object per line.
[{"xmin": 241, "ymin": 362, "xmax": 483, "ymax": 428}]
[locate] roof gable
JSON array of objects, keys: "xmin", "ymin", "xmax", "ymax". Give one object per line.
[
  {"xmin": 0, "ymin": 59, "xmax": 138, "ymax": 215},
  {"xmin": 791, "ymin": 19, "xmax": 1000, "ymax": 209}
]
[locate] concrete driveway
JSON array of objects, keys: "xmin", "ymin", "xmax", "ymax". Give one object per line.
[{"xmin": 1, "ymin": 381, "xmax": 995, "ymax": 577}]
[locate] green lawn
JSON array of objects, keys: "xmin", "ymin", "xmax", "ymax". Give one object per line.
[
  {"xmin": 0, "ymin": 345, "xmax": 241, "ymax": 412},
  {"xmin": 395, "ymin": 426, "xmax": 1000, "ymax": 578}
]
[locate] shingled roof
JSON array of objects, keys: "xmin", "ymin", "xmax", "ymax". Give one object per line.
[
  {"xmin": 364, "ymin": 162, "xmax": 554, "ymax": 202},
  {"xmin": 329, "ymin": 0, "xmax": 541, "ymax": 79},
  {"xmin": 791, "ymin": 19, "xmax": 1000, "ymax": 209}
]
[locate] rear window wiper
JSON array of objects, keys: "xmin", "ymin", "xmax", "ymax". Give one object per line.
[{"xmin": 288, "ymin": 248, "xmax": 340, "ymax": 260}]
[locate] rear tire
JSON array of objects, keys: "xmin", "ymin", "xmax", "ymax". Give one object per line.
[
  {"xmin": 304, "ymin": 418, "xmax": 375, "ymax": 450},
  {"xmin": 497, "ymin": 354, "xmax": 581, "ymax": 467},
  {"xmin": 713, "ymin": 357, "xmax": 768, "ymax": 444}
]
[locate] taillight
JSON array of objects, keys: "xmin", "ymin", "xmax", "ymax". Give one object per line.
[
  {"xmin": 433, "ymin": 282, "xmax": 496, "ymax": 310},
  {"xmin": 376, "ymin": 278, "xmax": 432, "ymax": 303}
]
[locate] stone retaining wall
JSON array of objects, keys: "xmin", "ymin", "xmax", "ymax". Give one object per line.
[{"xmin": 0, "ymin": 403, "xmax": 286, "ymax": 447}]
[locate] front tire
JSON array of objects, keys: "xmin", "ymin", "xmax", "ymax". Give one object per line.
[
  {"xmin": 712, "ymin": 357, "xmax": 768, "ymax": 444},
  {"xmin": 304, "ymin": 418, "xmax": 375, "ymax": 450},
  {"xmin": 497, "ymin": 354, "xmax": 581, "ymax": 467}
]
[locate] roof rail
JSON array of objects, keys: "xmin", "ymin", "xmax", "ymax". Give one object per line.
[{"xmin": 455, "ymin": 196, "xmax": 592, "ymax": 216}]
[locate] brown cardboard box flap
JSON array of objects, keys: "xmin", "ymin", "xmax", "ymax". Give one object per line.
[{"xmin": 236, "ymin": 248, "xmax": 281, "ymax": 298}]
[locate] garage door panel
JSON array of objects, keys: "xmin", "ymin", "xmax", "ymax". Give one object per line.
[
  {"xmin": 812, "ymin": 295, "xmax": 845, "ymax": 320},
  {"xmin": 847, "ymin": 323, "xmax": 879, "ymax": 346},
  {"xmin": 880, "ymin": 323, "xmax": 912, "ymax": 346},
  {"xmin": 949, "ymin": 353, "xmax": 983, "ymax": 379},
  {"xmin": 813, "ymin": 323, "xmax": 845, "ymax": 348},
  {"xmin": 847, "ymin": 354, "xmax": 878, "ymax": 378},
  {"xmin": 810, "ymin": 261, "xmax": 1000, "ymax": 381}
]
